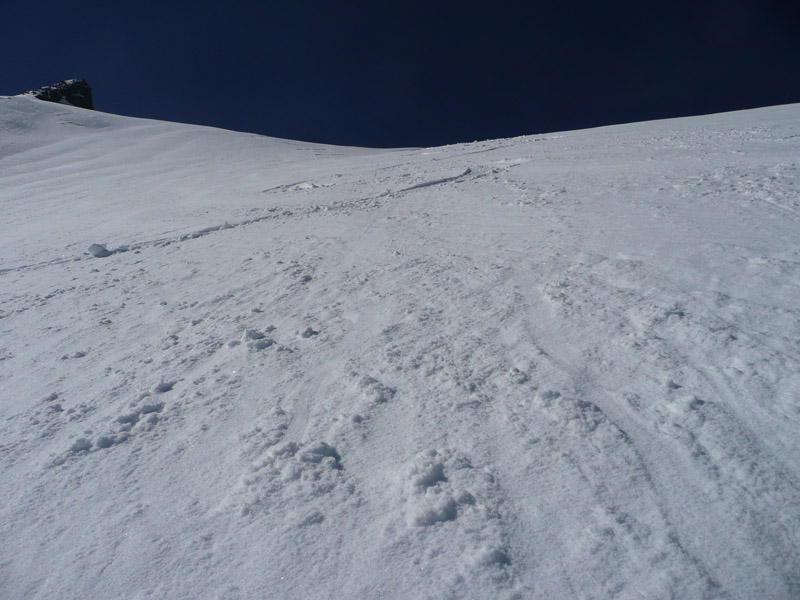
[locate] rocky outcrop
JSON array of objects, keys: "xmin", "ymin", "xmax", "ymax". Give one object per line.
[{"xmin": 28, "ymin": 79, "xmax": 94, "ymax": 110}]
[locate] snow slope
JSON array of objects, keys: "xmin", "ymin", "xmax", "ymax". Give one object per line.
[{"xmin": 1, "ymin": 94, "xmax": 799, "ymax": 599}]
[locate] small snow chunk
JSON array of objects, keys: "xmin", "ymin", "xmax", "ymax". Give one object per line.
[
  {"xmin": 507, "ymin": 367, "xmax": 530, "ymax": 384},
  {"xmin": 357, "ymin": 376, "xmax": 395, "ymax": 403},
  {"xmin": 153, "ymin": 381, "xmax": 175, "ymax": 393},
  {"xmin": 69, "ymin": 438, "xmax": 92, "ymax": 453},
  {"xmin": 409, "ymin": 451, "xmax": 447, "ymax": 490},
  {"xmin": 140, "ymin": 402, "xmax": 164, "ymax": 415},
  {"xmin": 299, "ymin": 326, "xmax": 319, "ymax": 338},
  {"xmin": 242, "ymin": 329, "xmax": 274, "ymax": 350},
  {"xmin": 534, "ymin": 390, "xmax": 561, "ymax": 406},
  {"xmin": 96, "ymin": 433, "xmax": 128, "ymax": 449},
  {"xmin": 42, "ymin": 392, "xmax": 59, "ymax": 403},
  {"xmin": 249, "ymin": 338, "xmax": 274, "ymax": 351},
  {"xmin": 117, "ymin": 412, "xmax": 140, "ymax": 425},
  {"xmin": 410, "ymin": 496, "xmax": 458, "ymax": 527},
  {"xmin": 95, "ymin": 436, "xmax": 114, "ymax": 449},
  {"xmin": 456, "ymin": 490, "xmax": 476, "ymax": 506},
  {"xmin": 298, "ymin": 442, "xmax": 342, "ymax": 469},
  {"xmin": 269, "ymin": 441, "xmax": 300, "ymax": 458},
  {"xmin": 87, "ymin": 243, "xmax": 113, "ymax": 258},
  {"xmin": 280, "ymin": 462, "xmax": 303, "ymax": 481}
]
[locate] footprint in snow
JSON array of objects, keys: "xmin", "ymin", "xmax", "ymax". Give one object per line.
[{"xmin": 390, "ymin": 449, "xmax": 514, "ymax": 591}]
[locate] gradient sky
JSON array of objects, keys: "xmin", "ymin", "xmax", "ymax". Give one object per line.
[{"xmin": 3, "ymin": 1, "xmax": 799, "ymax": 147}]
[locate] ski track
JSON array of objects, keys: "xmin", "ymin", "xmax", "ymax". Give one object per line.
[{"xmin": 1, "ymin": 95, "xmax": 800, "ymax": 599}]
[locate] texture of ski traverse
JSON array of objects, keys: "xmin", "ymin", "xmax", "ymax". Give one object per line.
[{"xmin": 1, "ymin": 94, "xmax": 799, "ymax": 599}]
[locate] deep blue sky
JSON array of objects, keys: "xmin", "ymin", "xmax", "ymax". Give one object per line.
[{"xmin": 3, "ymin": 1, "xmax": 799, "ymax": 147}]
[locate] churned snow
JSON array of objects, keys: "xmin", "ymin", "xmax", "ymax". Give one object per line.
[{"xmin": 1, "ymin": 94, "xmax": 799, "ymax": 599}]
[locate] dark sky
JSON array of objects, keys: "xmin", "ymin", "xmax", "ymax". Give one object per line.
[{"xmin": 3, "ymin": 1, "xmax": 799, "ymax": 147}]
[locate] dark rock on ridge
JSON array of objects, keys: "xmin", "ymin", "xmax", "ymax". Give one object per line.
[{"xmin": 28, "ymin": 79, "xmax": 94, "ymax": 110}]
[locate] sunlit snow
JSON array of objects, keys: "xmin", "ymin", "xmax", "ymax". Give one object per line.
[{"xmin": 1, "ymin": 94, "xmax": 799, "ymax": 599}]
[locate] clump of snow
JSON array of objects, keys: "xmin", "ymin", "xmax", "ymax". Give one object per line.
[
  {"xmin": 356, "ymin": 375, "xmax": 395, "ymax": 403},
  {"xmin": 299, "ymin": 326, "xmax": 318, "ymax": 338},
  {"xmin": 152, "ymin": 381, "xmax": 175, "ymax": 393},
  {"xmin": 87, "ymin": 243, "xmax": 112, "ymax": 257},
  {"xmin": 242, "ymin": 329, "xmax": 265, "ymax": 341},
  {"xmin": 69, "ymin": 438, "xmax": 92, "ymax": 453}
]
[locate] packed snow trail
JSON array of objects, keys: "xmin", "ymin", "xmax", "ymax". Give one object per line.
[{"xmin": 1, "ymin": 94, "xmax": 799, "ymax": 599}]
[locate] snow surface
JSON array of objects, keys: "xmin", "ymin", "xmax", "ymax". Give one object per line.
[{"xmin": 1, "ymin": 94, "xmax": 799, "ymax": 599}]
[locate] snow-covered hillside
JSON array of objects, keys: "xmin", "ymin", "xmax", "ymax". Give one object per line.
[{"xmin": 1, "ymin": 94, "xmax": 799, "ymax": 599}]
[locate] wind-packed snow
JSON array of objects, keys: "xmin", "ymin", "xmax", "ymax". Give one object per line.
[{"xmin": 1, "ymin": 94, "xmax": 799, "ymax": 599}]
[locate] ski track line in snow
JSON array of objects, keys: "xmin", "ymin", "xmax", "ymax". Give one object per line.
[
  {"xmin": 0, "ymin": 167, "xmax": 482, "ymax": 276},
  {"xmin": 530, "ymin": 254, "xmax": 800, "ymax": 596}
]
